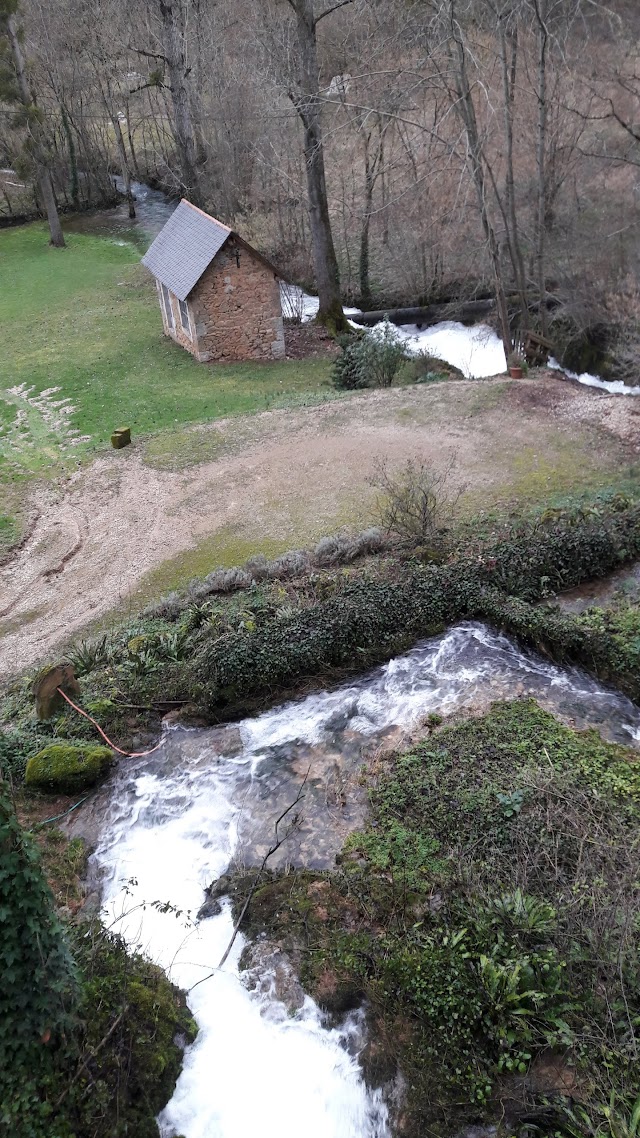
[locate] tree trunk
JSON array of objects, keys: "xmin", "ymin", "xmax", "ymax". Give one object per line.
[
  {"xmin": 37, "ymin": 167, "xmax": 65, "ymax": 246},
  {"xmin": 60, "ymin": 105, "xmax": 80, "ymax": 210},
  {"xmin": 359, "ymin": 133, "xmax": 374, "ymax": 304},
  {"xmin": 125, "ymin": 101, "xmax": 141, "ymax": 180},
  {"xmin": 498, "ymin": 17, "xmax": 528, "ymax": 328},
  {"xmin": 158, "ymin": 0, "xmax": 202, "ymax": 206},
  {"xmin": 7, "ymin": 14, "xmax": 65, "ymax": 247},
  {"xmin": 113, "ymin": 117, "xmax": 136, "ymax": 218},
  {"xmin": 447, "ymin": 7, "xmax": 511, "ymax": 355},
  {"xmin": 533, "ymin": 0, "xmax": 549, "ymax": 336},
  {"xmin": 291, "ymin": 0, "xmax": 347, "ymax": 332}
]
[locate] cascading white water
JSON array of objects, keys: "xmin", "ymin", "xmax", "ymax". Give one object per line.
[{"xmin": 89, "ymin": 623, "xmax": 640, "ymax": 1138}]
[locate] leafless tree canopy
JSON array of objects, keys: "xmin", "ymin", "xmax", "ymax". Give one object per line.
[{"xmin": 1, "ymin": 0, "xmax": 638, "ymax": 336}]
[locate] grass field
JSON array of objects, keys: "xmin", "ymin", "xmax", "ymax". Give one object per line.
[{"xmin": 0, "ymin": 223, "xmax": 331, "ymax": 486}]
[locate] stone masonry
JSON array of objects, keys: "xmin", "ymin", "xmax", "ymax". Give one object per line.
[{"xmin": 157, "ymin": 236, "xmax": 285, "ymax": 363}]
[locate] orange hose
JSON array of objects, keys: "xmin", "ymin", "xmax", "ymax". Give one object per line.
[{"xmin": 56, "ymin": 687, "xmax": 164, "ymax": 758}]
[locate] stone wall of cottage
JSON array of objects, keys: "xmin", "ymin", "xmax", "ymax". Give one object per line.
[
  {"xmin": 191, "ymin": 238, "xmax": 285, "ymax": 362},
  {"xmin": 156, "ymin": 238, "xmax": 285, "ymax": 363},
  {"xmin": 157, "ymin": 281, "xmax": 199, "ymax": 357}
]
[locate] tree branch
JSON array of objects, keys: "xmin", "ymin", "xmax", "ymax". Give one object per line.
[
  {"xmin": 189, "ymin": 767, "xmax": 311, "ymax": 989},
  {"xmin": 56, "ymin": 1007, "xmax": 128, "ymax": 1108},
  {"xmin": 129, "ymin": 45, "xmax": 168, "ymax": 64},
  {"xmin": 608, "ymin": 99, "xmax": 640, "ymax": 143},
  {"xmin": 314, "ymin": 0, "xmax": 355, "ymax": 25}
]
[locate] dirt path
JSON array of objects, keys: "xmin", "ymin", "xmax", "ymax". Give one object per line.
[{"xmin": 0, "ymin": 374, "xmax": 636, "ymax": 679}]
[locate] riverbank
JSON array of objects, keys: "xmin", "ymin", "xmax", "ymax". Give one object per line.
[
  {"xmin": 2, "ymin": 783, "xmax": 197, "ymax": 1138},
  {"xmin": 3, "ymin": 494, "xmax": 639, "ymax": 775}
]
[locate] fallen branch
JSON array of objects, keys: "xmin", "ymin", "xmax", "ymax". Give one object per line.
[
  {"xmin": 190, "ymin": 766, "xmax": 311, "ymax": 989},
  {"xmin": 56, "ymin": 1007, "xmax": 127, "ymax": 1107}
]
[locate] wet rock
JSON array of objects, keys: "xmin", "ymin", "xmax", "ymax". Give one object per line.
[
  {"xmin": 457, "ymin": 1127, "xmax": 497, "ymax": 1138},
  {"xmin": 26, "ymin": 742, "xmax": 112, "ymax": 794},
  {"xmin": 314, "ymin": 966, "xmax": 364, "ymax": 1017},
  {"xmin": 198, "ymin": 872, "xmax": 240, "ymax": 919},
  {"xmin": 498, "ymin": 1050, "xmax": 580, "ymax": 1119},
  {"xmin": 359, "ymin": 1035, "xmax": 398, "ymax": 1086},
  {"xmin": 242, "ymin": 941, "xmax": 306, "ymax": 1014}
]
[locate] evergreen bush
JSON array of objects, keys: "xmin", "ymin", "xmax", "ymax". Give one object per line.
[
  {"xmin": 0, "ymin": 786, "xmax": 78, "ymax": 1098},
  {"xmin": 331, "ymin": 322, "xmax": 408, "ymax": 390},
  {"xmin": 330, "ymin": 334, "xmax": 370, "ymax": 389},
  {"xmin": 358, "ymin": 320, "xmax": 408, "ymax": 386}
]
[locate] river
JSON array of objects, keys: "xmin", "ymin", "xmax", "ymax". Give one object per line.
[
  {"xmin": 72, "ymin": 622, "xmax": 640, "ymax": 1138},
  {"xmin": 64, "ymin": 178, "xmax": 175, "ymax": 248}
]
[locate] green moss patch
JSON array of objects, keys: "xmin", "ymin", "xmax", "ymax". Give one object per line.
[{"xmin": 25, "ymin": 743, "xmax": 113, "ymax": 794}]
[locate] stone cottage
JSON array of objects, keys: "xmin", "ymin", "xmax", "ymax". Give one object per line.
[{"xmin": 141, "ymin": 199, "xmax": 285, "ymax": 362}]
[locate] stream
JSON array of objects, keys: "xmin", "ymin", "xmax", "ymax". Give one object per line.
[
  {"xmin": 64, "ymin": 178, "xmax": 175, "ymax": 247},
  {"xmin": 77, "ymin": 622, "xmax": 640, "ymax": 1138}
]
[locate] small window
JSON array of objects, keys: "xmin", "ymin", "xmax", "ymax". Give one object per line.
[
  {"xmin": 179, "ymin": 298, "xmax": 191, "ymax": 336},
  {"xmin": 161, "ymin": 283, "xmax": 174, "ymax": 329}
]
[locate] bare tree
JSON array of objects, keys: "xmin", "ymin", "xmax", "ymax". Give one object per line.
[
  {"xmin": 371, "ymin": 454, "xmax": 464, "ymax": 550},
  {"xmin": 438, "ymin": 0, "xmax": 513, "ymax": 349},
  {"xmin": 136, "ymin": 0, "xmax": 204, "ymax": 205},
  {"xmin": 282, "ymin": 0, "xmax": 354, "ymax": 331},
  {"xmin": 1, "ymin": 2, "xmax": 65, "ymax": 245}
]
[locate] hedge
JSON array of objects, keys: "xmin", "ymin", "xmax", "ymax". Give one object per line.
[{"xmin": 191, "ymin": 504, "xmax": 640, "ymax": 710}]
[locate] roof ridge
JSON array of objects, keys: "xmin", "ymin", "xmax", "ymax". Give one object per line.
[{"xmin": 181, "ymin": 198, "xmax": 232, "ymax": 233}]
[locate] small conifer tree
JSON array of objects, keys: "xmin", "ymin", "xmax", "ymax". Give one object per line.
[{"xmin": 0, "ymin": 785, "xmax": 78, "ymax": 1073}]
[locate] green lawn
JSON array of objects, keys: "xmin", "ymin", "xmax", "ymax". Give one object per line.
[{"xmin": 0, "ymin": 223, "xmax": 331, "ymax": 483}]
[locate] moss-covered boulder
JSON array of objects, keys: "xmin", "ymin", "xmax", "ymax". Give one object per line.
[{"xmin": 25, "ymin": 742, "xmax": 113, "ymax": 794}]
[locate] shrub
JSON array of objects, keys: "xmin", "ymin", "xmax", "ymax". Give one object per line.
[
  {"xmin": 67, "ymin": 635, "xmax": 112, "ymax": 677},
  {"xmin": 331, "ymin": 322, "xmax": 408, "ymax": 390},
  {"xmin": 358, "ymin": 320, "xmax": 408, "ymax": 386},
  {"xmin": 61, "ymin": 923, "xmax": 196, "ymax": 1138},
  {"xmin": 371, "ymin": 455, "xmax": 464, "ymax": 551},
  {"xmin": 25, "ymin": 743, "xmax": 113, "ymax": 795},
  {"xmin": 399, "ymin": 352, "xmax": 460, "ymax": 385},
  {"xmin": 313, "ymin": 533, "xmax": 354, "ymax": 565},
  {"xmin": 0, "ymin": 787, "xmax": 78, "ymax": 1076},
  {"xmin": 330, "ymin": 334, "xmax": 370, "ymax": 390},
  {"xmin": 2, "ymin": 916, "xmax": 197, "ymax": 1138},
  {"xmin": 265, "ymin": 550, "xmax": 311, "ymax": 579},
  {"xmin": 187, "ymin": 503, "xmax": 640, "ymax": 712},
  {"xmin": 142, "ymin": 590, "xmax": 182, "ymax": 621},
  {"xmin": 244, "ymin": 553, "xmax": 270, "ymax": 580},
  {"xmin": 312, "ymin": 527, "xmax": 386, "ymax": 566},
  {"xmin": 0, "ymin": 725, "xmax": 55, "ymax": 781}
]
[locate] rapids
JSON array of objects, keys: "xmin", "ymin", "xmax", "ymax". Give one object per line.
[{"xmin": 85, "ymin": 623, "xmax": 640, "ymax": 1137}]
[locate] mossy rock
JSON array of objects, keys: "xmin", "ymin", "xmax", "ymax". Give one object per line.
[{"xmin": 25, "ymin": 742, "xmax": 113, "ymax": 794}]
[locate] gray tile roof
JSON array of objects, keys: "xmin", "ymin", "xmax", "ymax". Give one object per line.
[{"xmin": 141, "ymin": 199, "xmax": 231, "ymax": 301}]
